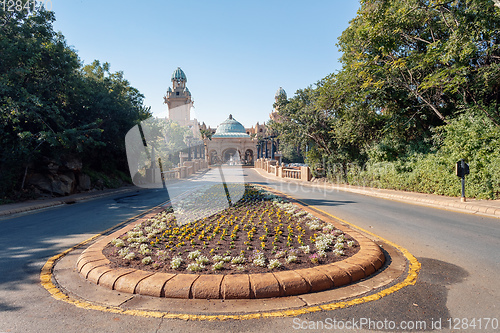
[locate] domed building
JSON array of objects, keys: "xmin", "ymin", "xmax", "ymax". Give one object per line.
[
  {"xmin": 206, "ymin": 114, "xmax": 256, "ymax": 165},
  {"xmin": 163, "ymin": 67, "xmax": 283, "ymax": 165}
]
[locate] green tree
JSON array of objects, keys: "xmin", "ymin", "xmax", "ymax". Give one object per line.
[
  {"xmin": 0, "ymin": 7, "xmax": 150, "ymax": 199},
  {"xmin": 338, "ymin": 0, "xmax": 500, "ymax": 129}
]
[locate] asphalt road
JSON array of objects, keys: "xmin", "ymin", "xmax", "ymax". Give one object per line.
[{"xmin": 0, "ymin": 168, "xmax": 498, "ymax": 332}]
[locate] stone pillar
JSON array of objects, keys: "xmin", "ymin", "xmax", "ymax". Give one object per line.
[{"xmin": 300, "ymin": 166, "xmax": 311, "ymax": 181}]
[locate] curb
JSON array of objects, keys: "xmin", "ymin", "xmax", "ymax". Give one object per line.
[
  {"xmin": 76, "ymin": 188, "xmax": 386, "ymax": 300},
  {"xmin": 254, "ymin": 168, "xmax": 500, "ymax": 219}
]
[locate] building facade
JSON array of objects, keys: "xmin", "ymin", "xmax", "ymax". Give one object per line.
[{"xmin": 164, "ymin": 67, "xmax": 284, "ymax": 165}]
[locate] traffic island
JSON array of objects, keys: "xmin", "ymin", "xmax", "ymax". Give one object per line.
[{"xmin": 76, "ymin": 185, "xmax": 385, "ymax": 299}]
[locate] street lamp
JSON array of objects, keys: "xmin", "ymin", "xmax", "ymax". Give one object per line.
[
  {"xmin": 185, "ymin": 135, "xmax": 193, "ymax": 161},
  {"xmin": 269, "ymin": 135, "xmax": 277, "ymax": 160}
]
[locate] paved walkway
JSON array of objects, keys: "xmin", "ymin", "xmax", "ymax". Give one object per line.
[
  {"xmin": 254, "ymin": 168, "xmax": 500, "ymax": 219},
  {"xmin": 0, "ymin": 185, "xmax": 141, "ymax": 217}
]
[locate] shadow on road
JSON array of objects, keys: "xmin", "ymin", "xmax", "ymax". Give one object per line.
[
  {"xmin": 0, "ymin": 189, "xmax": 170, "ymax": 294},
  {"xmin": 293, "ymin": 198, "xmax": 357, "ymax": 207},
  {"xmin": 287, "ymin": 257, "xmax": 468, "ymax": 332}
]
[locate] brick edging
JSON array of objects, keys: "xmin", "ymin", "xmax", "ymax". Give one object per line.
[{"xmin": 77, "ymin": 198, "xmax": 385, "ymax": 299}]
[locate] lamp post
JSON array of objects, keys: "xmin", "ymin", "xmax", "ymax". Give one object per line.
[
  {"xmin": 269, "ymin": 135, "xmax": 277, "ymax": 160},
  {"xmin": 185, "ymin": 135, "xmax": 193, "ymax": 161},
  {"xmin": 264, "ymin": 137, "xmax": 269, "ymax": 159}
]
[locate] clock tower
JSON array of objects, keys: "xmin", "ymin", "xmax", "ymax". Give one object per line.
[{"xmin": 163, "ymin": 67, "xmax": 194, "ymax": 127}]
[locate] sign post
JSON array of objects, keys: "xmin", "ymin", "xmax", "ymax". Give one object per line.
[{"xmin": 455, "ymin": 159, "xmax": 470, "ymax": 202}]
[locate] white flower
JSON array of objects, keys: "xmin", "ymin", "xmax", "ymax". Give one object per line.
[
  {"xmin": 317, "ymin": 250, "xmax": 327, "ymax": 258},
  {"xmin": 306, "ymin": 219, "xmax": 323, "ymax": 231},
  {"xmin": 299, "ymin": 245, "xmax": 310, "ymax": 254},
  {"xmin": 170, "ymin": 256, "xmax": 182, "ymax": 270},
  {"xmin": 212, "ymin": 262, "xmax": 224, "ymax": 271},
  {"xmin": 322, "ymin": 225, "xmax": 334, "ymax": 233},
  {"xmin": 139, "ymin": 244, "xmax": 151, "ymax": 255},
  {"xmin": 142, "ymin": 256, "xmax": 152, "ymax": 265},
  {"xmin": 333, "ymin": 249, "xmax": 344, "ymax": 256},
  {"xmin": 334, "ymin": 242, "xmax": 345, "ymax": 250},
  {"xmin": 315, "ymin": 241, "xmax": 328, "ymax": 252},
  {"xmin": 188, "ymin": 250, "xmax": 201, "ymax": 260},
  {"xmin": 275, "ymin": 250, "xmax": 287, "ymax": 259},
  {"xmin": 212, "ymin": 255, "xmax": 224, "ymax": 262},
  {"xmin": 285, "ymin": 255, "xmax": 298, "ymax": 264},
  {"xmin": 347, "ymin": 240, "xmax": 355, "ymax": 248},
  {"xmin": 118, "ymin": 247, "xmax": 130, "ymax": 257},
  {"xmin": 252, "ymin": 253, "xmax": 267, "ymax": 267},
  {"xmin": 267, "ymin": 259, "xmax": 281, "ymax": 269},
  {"xmin": 186, "ymin": 263, "xmax": 205, "ymax": 272},
  {"xmin": 196, "ymin": 255, "xmax": 210, "ymax": 265},
  {"xmin": 127, "ymin": 230, "xmax": 143, "ymax": 238},
  {"xmin": 156, "ymin": 250, "xmax": 168, "ymax": 259},
  {"xmin": 294, "ymin": 210, "xmax": 308, "ymax": 218},
  {"xmin": 124, "ymin": 252, "xmax": 136, "ymax": 260},
  {"xmin": 111, "ymin": 238, "xmax": 125, "ymax": 248},
  {"xmin": 231, "ymin": 255, "xmax": 246, "ymax": 264}
]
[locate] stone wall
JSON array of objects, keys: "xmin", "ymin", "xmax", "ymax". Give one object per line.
[{"xmin": 255, "ymin": 158, "xmax": 311, "ymax": 182}]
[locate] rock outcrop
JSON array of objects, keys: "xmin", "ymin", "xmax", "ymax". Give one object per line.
[{"xmin": 26, "ymin": 157, "xmax": 92, "ymax": 197}]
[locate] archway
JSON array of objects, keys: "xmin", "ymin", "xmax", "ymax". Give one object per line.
[
  {"xmin": 222, "ymin": 148, "xmax": 240, "ymax": 165},
  {"xmin": 209, "ymin": 150, "xmax": 219, "ymax": 165},
  {"xmin": 245, "ymin": 149, "xmax": 254, "ymax": 165}
]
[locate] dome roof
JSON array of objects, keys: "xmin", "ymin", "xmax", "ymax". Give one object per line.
[
  {"xmin": 212, "ymin": 114, "xmax": 250, "ymax": 138},
  {"xmin": 172, "ymin": 67, "xmax": 187, "ymax": 82},
  {"xmin": 183, "ymin": 87, "xmax": 191, "ymax": 96},
  {"xmin": 275, "ymin": 87, "xmax": 287, "ymax": 99}
]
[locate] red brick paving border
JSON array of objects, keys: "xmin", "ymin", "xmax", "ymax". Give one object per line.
[{"xmin": 77, "ymin": 196, "xmax": 386, "ymax": 299}]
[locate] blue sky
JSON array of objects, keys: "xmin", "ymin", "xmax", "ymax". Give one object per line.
[{"xmin": 51, "ymin": 0, "xmax": 360, "ymax": 128}]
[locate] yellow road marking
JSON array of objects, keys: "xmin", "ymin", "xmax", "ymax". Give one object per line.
[{"xmin": 40, "ymin": 185, "xmax": 420, "ymax": 320}]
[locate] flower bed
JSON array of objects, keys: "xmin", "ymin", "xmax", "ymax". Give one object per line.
[{"xmin": 103, "ymin": 184, "xmax": 359, "ymax": 274}]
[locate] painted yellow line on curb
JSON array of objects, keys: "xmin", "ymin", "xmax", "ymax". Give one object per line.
[{"xmin": 40, "ymin": 186, "xmax": 420, "ymax": 321}]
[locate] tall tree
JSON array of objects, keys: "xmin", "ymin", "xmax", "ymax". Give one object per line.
[
  {"xmin": 0, "ymin": 6, "xmax": 150, "ymax": 198},
  {"xmin": 337, "ymin": 0, "xmax": 500, "ymax": 128}
]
